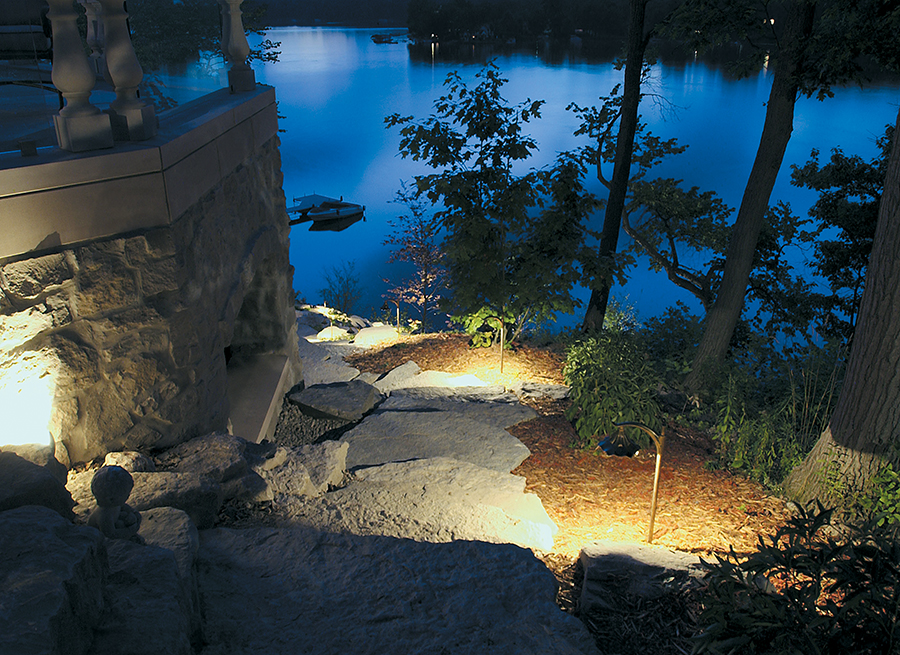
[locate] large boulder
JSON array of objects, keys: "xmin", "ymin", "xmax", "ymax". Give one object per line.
[
  {"xmin": 197, "ymin": 526, "xmax": 599, "ymax": 655},
  {"xmin": 0, "ymin": 506, "xmax": 106, "ymax": 655},
  {"xmin": 0, "ymin": 450, "xmax": 74, "ymax": 518}
]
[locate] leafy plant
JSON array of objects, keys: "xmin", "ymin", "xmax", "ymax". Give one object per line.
[
  {"xmin": 563, "ymin": 307, "xmax": 661, "ymax": 449},
  {"xmin": 694, "ymin": 502, "xmax": 900, "ymax": 655},
  {"xmin": 386, "ymin": 63, "xmax": 597, "ymax": 348},
  {"xmin": 859, "ymin": 462, "xmax": 900, "ymax": 530}
]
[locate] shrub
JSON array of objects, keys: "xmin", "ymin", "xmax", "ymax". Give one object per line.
[
  {"xmin": 563, "ymin": 325, "xmax": 662, "ymax": 450},
  {"xmin": 694, "ymin": 502, "xmax": 900, "ymax": 655}
]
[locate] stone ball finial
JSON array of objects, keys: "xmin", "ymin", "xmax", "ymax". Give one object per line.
[{"xmin": 87, "ymin": 465, "xmax": 142, "ymax": 539}]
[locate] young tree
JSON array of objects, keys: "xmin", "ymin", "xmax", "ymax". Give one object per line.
[
  {"xmin": 784, "ymin": 107, "xmax": 900, "ymax": 504},
  {"xmin": 319, "ymin": 261, "xmax": 362, "ymax": 315},
  {"xmin": 580, "ymin": 0, "xmax": 657, "ymax": 332},
  {"xmin": 386, "ymin": 63, "xmax": 596, "ymax": 345},
  {"xmin": 383, "ymin": 184, "xmax": 447, "ymax": 332}
]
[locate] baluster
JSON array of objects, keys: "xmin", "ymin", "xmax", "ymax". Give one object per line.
[
  {"xmin": 219, "ymin": 0, "xmax": 256, "ymax": 93},
  {"xmin": 78, "ymin": 0, "xmax": 105, "ymax": 76},
  {"xmin": 98, "ymin": 0, "xmax": 157, "ymax": 141},
  {"xmin": 47, "ymin": 0, "xmax": 113, "ymax": 151}
]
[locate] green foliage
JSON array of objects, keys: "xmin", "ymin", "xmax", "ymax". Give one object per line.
[
  {"xmin": 563, "ymin": 304, "xmax": 662, "ymax": 449},
  {"xmin": 694, "ymin": 502, "xmax": 900, "ymax": 655},
  {"xmin": 859, "ymin": 462, "xmax": 900, "ymax": 530},
  {"xmin": 451, "ymin": 306, "xmax": 512, "ymax": 348},
  {"xmin": 642, "ymin": 302, "xmax": 704, "ymax": 383},
  {"xmin": 386, "ymin": 63, "xmax": 597, "ymax": 348},
  {"xmin": 709, "ymin": 341, "xmax": 844, "ymax": 487},
  {"xmin": 788, "ymin": 124, "xmax": 894, "ymax": 341},
  {"xmin": 319, "ymin": 261, "xmax": 362, "ymax": 315}
]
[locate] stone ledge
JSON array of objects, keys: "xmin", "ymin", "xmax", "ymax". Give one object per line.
[{"xmin": 0, "ymin": 87, "xmax": 279, "ymax": 261}]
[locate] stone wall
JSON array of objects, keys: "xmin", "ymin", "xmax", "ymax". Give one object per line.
[{"xmin": 0, "ymin": 136, "xmax": 300, "ymax": 465}]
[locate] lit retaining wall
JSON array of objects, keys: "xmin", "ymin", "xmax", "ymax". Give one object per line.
[{"xmin": 0, "ymin": 86, "xmax": 301, "ymax": 465}]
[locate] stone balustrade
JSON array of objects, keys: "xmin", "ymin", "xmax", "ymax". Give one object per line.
[{"xmin": 45, "ymin": 0, "xmax": 256, "ymax": 152}]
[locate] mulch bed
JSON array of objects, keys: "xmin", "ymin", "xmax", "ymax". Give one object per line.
[{"xmin": 346, "ymin": 333, "xmax": 791, "ymax": 655}]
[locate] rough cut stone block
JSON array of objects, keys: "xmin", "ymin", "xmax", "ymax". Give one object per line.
[
  {"xmin": 129, "ymin": 472, "xmax": 223, "ymax": 529},
  {"xmin": 341, "ymin": 410, "xmax": 530, "ymax": 473},
  {"xmin": 91, "ymin": 540, "xmax": 192, "ymax": 655},
  {"xmin": 297, "ymin": 440, "xmax": 349, "ymax": 494},
  {"xmin": 373, "ymin": 360, "xmax": 421, "ymax": 394},
  {"xmin": 2, "ymin": 253, "xmax": 73, "ymax": 298},
  {"xmin": 156, "ymin": 433, "xmax": 248, "ymax": 484},
  {"xmin": 351, "ymin": 325, "xmax": 398, "ymax": 346},
  {"xmin": 579, "ymin": 541, "xmax": 704, "ymax": 612},
  {"xmin": 0, "ymin": 451, "xmax": 74, "ymax": 518},
  {"xmin": 104, "ymin": 451, "xmax": 156, "ymax": 472},
  {"xmin": 0, "ymin": 506, "xmax": 106, "ymax": 655},
  {"xmin": 288, "ymin": 378, "xmax": 384, "ymax": 421}
]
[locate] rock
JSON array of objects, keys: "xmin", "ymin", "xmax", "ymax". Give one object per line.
[
  {"xmin": 341, "ymin": 410, "xmax": 531, "ymax": 473},
  {"xmin": 352, "ymin": 457, "xmax": 557, "ymax": 550},
  {"xmin": 288, "ymin": 378, "xmax": 384, "ymax": 421},
  {"xmin": 139, "ymin": 507, "xmax": 199, "ymax": 583},
  {"xmin": 92, "ymin": 540, "xmax": 193, "ymax": 655},
  {"xmin": 251, "ymin": 446, "xmax": 316, "ymax": 500},
  {"xmin": 389, "ymin": 384, "xmax": 515, "ymax": 402},
  {"xmin": 296, "ymin": 323, "xmax": 318, "ymax": 338},
  {"xmin": 347, "ymin": 315, "xmax": 370, "ymax": 330},
  {"xmin": 351, "ymin": 325, "xmax": 399, "ymax": 346},
  {"xmin": 0, "ymin": 506, "xmax": 106, "ymax": 655},
  {"xmin": 315, "ymin": 326, "xmax": 350, "ymax": 341},
  {"xmin": 197, "ymin": 527, "xmax": 599, "ymax": 655},
  {"xmin": 104, "ymin": 451, "xmax": 157, "ymax": 472},
  {"xmin": 139, "ymin": 507, "xmax": 202, "ymax": 645},
  {"xmin": 372, "ymin": 360, "xmax": 421, "ymax": 393},
  {"xmin": 156, "ymin": 433, "xmax": 248, "ymax": 485},
  {"xmin": 2, "ymin": 443, "xmax": 68, "ymax": 484},
  {"xmin": 377, "ymin": 394, "xmax": 537, "ymax": 429},
  {"xmin": 510, "ymin": 381, "xmax": 571, "ymax": 400},
  {"xmin": 578, "ymin": 541, "xmax": 704, "ymax": 612},
  {"xmin": 0, "ymin": 450, "xmax": 74, "ymax": 518},
  {"xmin": 296, "ymin": 440, "xmax": 349, "ymax": 494},
  {"xmin": 129, "ymin": 472, "xmax": 223, "ymax": 529}
]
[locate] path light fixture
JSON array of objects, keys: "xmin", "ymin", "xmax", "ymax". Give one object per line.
[{"xmin": 612, "ymin": 422, "xmax": 666, "ymax": 543}]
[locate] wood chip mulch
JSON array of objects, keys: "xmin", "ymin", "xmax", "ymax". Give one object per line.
[{"xmin": 346, "ymin": 333, "xmax": 792, "ymax": 655}]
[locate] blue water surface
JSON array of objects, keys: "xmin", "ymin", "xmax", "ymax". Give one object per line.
[{"xmin": 245, "ymin": 27, "xmax": 899, "ymax": 330}]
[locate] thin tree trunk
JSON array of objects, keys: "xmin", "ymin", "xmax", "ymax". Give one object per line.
[
  {"xmin": 683, "ymin": 2, "xmax": 815, "ymax": 392},
  {"xmin": 784, "ymin": 106, "xmax": 900, "ymax": 504},
  {"xmin": 581, "ymin": 0, "xmax": 650, "ymax": 332}
]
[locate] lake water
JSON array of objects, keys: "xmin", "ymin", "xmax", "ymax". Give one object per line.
[{"xmin": 243, "ymin": 27, "xmax": 899, "ymax": 330}]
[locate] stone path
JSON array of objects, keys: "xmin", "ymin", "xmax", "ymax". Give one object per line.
[{"xmin": 193, "ymin": 334, "xmax": 595, "ymax": 654}]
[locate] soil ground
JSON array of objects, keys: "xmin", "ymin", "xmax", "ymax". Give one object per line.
[{"xmin": 346, "ymin": 332, "xmax": 792, "ymax": 654}]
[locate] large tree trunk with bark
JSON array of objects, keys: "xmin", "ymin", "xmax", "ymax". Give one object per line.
[
  {"xmin": 784, "ymin": 106, "xmax": 900, "ymax": 504},
  {"xmin": 581, "ymin": 0, "xmax": 650, "ymax": 332},
  {"xmin": 683, "ymin": 2, "xmax": 816, "ymax": 392}
]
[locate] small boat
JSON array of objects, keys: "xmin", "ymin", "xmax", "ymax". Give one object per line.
[{"xmin": 287, "ymin": 194, "xmax": 365, "ymax": 232}]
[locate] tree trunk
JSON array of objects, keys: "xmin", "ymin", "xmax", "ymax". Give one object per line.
[
  {"xmin": 784, "ymin": 106, "xmax": 900, "ymax": 504},
  {"xmin": 683, "ymin": 2, "xmax": 816, "ymax": 392},
  {"xmin": 581, "ymin": 0, "xmax": 650, "ymax": 332}
]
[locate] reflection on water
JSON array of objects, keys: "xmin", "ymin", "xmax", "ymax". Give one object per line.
[{"xmin": 242, "ymin": 27, "xmax": 898, "ymax": 327}]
